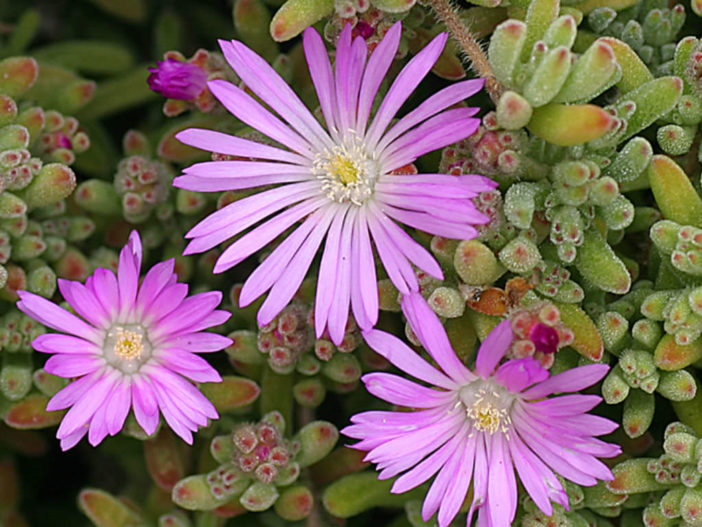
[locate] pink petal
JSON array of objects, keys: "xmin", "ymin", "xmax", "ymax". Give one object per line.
[
  {"xmin": 356, "ymin": 22, "xmax": 402, "ymax": 133},
  {"xmin": 208, "ymin": 79, "xmax": 314, "ymax": 157},
  {"xmin": 176, "ymin": 128, "xmax": 308, "ymax": 165},
  {"xmin": 314, "ymin": 205, "xmax": 348, "ymax": 338},
  {"xmin": 17, "ymin": 291, "xmax": 102, "ymax": 344},
  {"xmin": 377, "ymin": 78, "xmax": 484, "ymax": 152},
  {"xmin": 522, "ymin": 363, "xmax": 610, "ymax": 399},
  {"xmin": 219, "ymin": 39, "xmax": 333, "ymax": 151},
  {"xmin": 44, "ymin": 354, "xmax": 103, "ymax": 378},
  {"xmin": 475, "ymin": 319, "xmax": 514, "ymax": 378},
  {"xmin": 362, "ymin": 372, "xmax": 454, "ymax": 408},
  {"xmin": 365, "ymin": 32, "xmax": 448, "ymax": 150},
  {"xmin": 401, "ymin": 292, "xmax": 475, "ymax": 384},
  {"xmin": 327, "ymin": 207, "xmax": 356, "ymax": 345},
  {"xmin": 362, "ymin": 329, "xmax": 456, "ymax": 389},
  {"xmin": 303, "ymin": 27, "xmax": 339, "ymax": 139},
  {"xmin": 32, "ymin": 333, "xmax": 101, "ymax": 355}
]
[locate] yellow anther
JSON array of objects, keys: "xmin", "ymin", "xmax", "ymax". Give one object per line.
[{"xmin": 113, "ymin": 328, "xmax": 144, "ymax": 360}]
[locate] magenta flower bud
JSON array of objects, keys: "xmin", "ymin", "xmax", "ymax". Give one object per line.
[
  {"xmin": 529, "ymin": 322, "xmax": 559, "ymax": 355},
  {"xmin": 147, "ymin": 59, "xmax": 207, "ymax": 100}
]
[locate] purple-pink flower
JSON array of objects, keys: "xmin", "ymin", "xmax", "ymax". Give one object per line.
[
  {"xmin": 17, "ymin": 231, "xmax": 231, "ymax": 450},
  {"xmin": 174, "ymin": 22, "xmax": 495, "ymax": 345},
  {"xmin": 148, "ymin": 58, "xmax": 208, "ymax": 100},
  {"xmin": 344, "ymin": 293, "xmax": 621, "ymax": 527}
]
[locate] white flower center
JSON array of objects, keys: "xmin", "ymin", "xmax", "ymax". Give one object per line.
[
  {"xmin": 460, "ymin": 381, "xmax": 514, "ymax": 436},
  {"xmin": 312, "ymin": 134, "xmax": 378, "ymax": 205},
  {"xmin": 103, "ymin": 324, "xmax": 152, "ymax": 374}
]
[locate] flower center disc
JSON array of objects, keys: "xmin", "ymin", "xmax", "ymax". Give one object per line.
[
  {"xmin": 460, "ymin": 383, "xmax": 512, "ymax": 435},
  {"xmin": 312, "ymin": 137, "xmax": 378, "ymax": 205},
  {"xmin": 330, "ymin": 155, "xmax": 359, "ymax": 185},
  {"xmin": 104, "ymin": 324, "xmax": 152, "ymax": 374}
]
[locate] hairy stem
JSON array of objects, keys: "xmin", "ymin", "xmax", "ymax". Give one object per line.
[{"xmin": 431, "ymin": 0, "xmax": 504, "ymax": 103}]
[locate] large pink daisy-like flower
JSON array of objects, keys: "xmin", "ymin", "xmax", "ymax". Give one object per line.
[
  {"xmin": 344, "ymin": 294, "xmax": 621, "ymax": 527},
  {"xmin": 17, "ymin": 231, "xmax": 231, "ymax": 450},
  {"xmin": 174, "ymin": 22, "xmax": 495, "ymax": 345}
]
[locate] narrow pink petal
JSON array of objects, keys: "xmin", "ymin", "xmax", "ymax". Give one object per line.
[
  {"xmin": 168, "ymin": 310, "xmax": 230, "ymax": 336},
  {"xmin": 401, "ymin": 292, "xmax": 475, "ymax": 383},
  {"xmin": 474, "ymin": 319, "xmax": 514, "ymax": 378},
  {"xmin": 258, "ymin": 206, "xmax": 336, "ymax": 327},
  {"xmin": 32, "ymin": 334, "xmax": 101, "ymax": 355},
  {"xmin": 365, "ymin": 410, "xmax": 462, "ymax": 464},
  {"xmin": 377, "ymin": 179, "xmax": 488, "ymax": 199},
  {"xmin": 377, "ymin": 78, "xmax": 484, "ymax": 152},
  {"xmin": 362, "ymin": 372, "xmax": 455, "ymax": 408},
  {"xmin": 466, "ymin": 434, "xmax": 488, "ymax": 526},
  {"xmin": 366, "ymin": 206, "xmax": 417, "ymax": 294},
  {"xmin": 356, "ymin": 22, "xmax": 401, "ymax": 133},
  {"xmin": 522, "ymin": 363, "xmax": 610, "ymax": 399},
  {"xmin": 47, "ymin": 369, "xmax": 104, "ymax": 411},
  {"xmin": 380, "ymin": 173, "xmax": 498, "ymax": 193},
  {"xmin": 527, "ymin": 394, "xmax": 602, "ymax": 416},
  {"xmin": 508, "ymin": 431, "xmax": 564, "ymax": 516},
  {"xmin": 240, "ymin": 206, "xmax": 333, "ymax": 307},
  {"xmin": 216, "ymin": 197, "xmax": 326, "ymax": 271},
  {"xmin": 156, "ymin": 348, "xmax": 221, "ymax": 380},
  {"xmin": 303, "ymin": 27, "xmax": 339, "ymax": 139},
  {"xmin": 185, "ymin": 180, "xmax": 319, "ymax": 240},
  {"xmin": 148, "ymin": 380, "xmax": 195, "ymax": 443},
  {"xmin": 143, "ymin": 364, "xmax": 218, "ymax": 420},
  {"xmin": 381, "ymin": 110, "xmax": 480, "ymax": 172},
  {"xmin": 106, "ymin": 378, "xmax": 132, "ymax": 435},
  {"xmin": 327, "ymin": 207, "xmax": 356, "ymax": 345},
  {"xmin": 487, "ymin": 433, "xmax": 518, "ymax": 527},
  {"xmin": 437, "ymin": 429, "xmax": 477, "ymax": 527},
  {"xmin": 350, "ymin": 209, "xmax": 379, "ymax": 330},
  {"xmin": 117, "ymin": 237, "xmax": 140, "ymax": 320},
  {"xmin": 377, "ymin": 191, "xmax": 486, "ymax": 224},
  {"xmin": 208, "ymin": 79, "xmax": 314, "ymax": 157},
  {"xmin": 512, "ymin": 409, "xmax": 598, "ymax": 486},
  {"xmin": 17, "ymin": 291, "xmax": 102, "ymax": 344},
  {"xmin": 132, "ymin": 379, "xmax": 160, "ymax": 436},
  {"xmin": 371, "ymin": 209, "xmax": 443, "ymax": 279},
  {"xmin": 56, "ymin": 370, "xmax": 120, "ymax": 439},
  {"xmin": 183, "ymin": 160, "xmax": 309, "ymax": 178},
  {"xmin": 174, "ymin": 174, "xmax": 310, "ymax": 192},
  {"xmin": 150, "ymin": 291, "xmax": 223, "ymax": 339},
  {"xmin": 335, "ymin": 28, "xmax": 367, "ymax": 133},
  {"xmin": 135, "ymin": 259, "xmax": 176, "ymax": 317},
  {"xmin": 381, "ymin": 203, "xmax": 479, "ymax": 239},
  {"xmin": 58, "ymin": 279, "xmax": 109, "ymax": 328},
  {"xmin": 88, "ymin": 401, "xmax": 110, "ymax": 446},
  {"xmin": 391, "ymin": 421, "xmax": 468, "ymax": 494},
  {"xmin": 176, "ymin": 128, "xmax": 308, "ymax": 165},
  {"xmin": 141, "ymin": 283, "xmax": 189, "ymax": 328},
  {"xmin": 362, "ymin": 329, "xmax": 456, "ymax": 389},
  {"xmin": 89, "ymin": 268, "xmax": 119, "ymax": 321},
  {"xmin": 421, "ymin": 427, "xmax": 467, "ymax": 522},
  {"xmin": 60, "ymin": 428, "xmax": 87, "ymax": 451},
  {"xmin": 44, "ymin": 354, "xmax": 102, "ymax": 378},
  {"xmin": 365, "ymin": 32, "xmax": 448, "ymax": 150},
  {"xmin": 314, "ymin": 205, "xmax": 348, "ymax": 338},
  {"xmin": 220, "ymin": 39, "xmax": 334, "ymax": 150},
  {"xmin": 164, "ymin": 332, "xmax": 232, "ymax": 353},
  {"xmin": 493, "ymin": 357, "xmax": 549, "ymax": 393}
]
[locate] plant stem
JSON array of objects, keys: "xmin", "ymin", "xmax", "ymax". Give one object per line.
[{"xmin": 431, "ymin": 0, "xmax": 504, "ymax": 103}]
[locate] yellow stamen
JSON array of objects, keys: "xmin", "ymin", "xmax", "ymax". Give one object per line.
[
  {"xmin": 113, "ymin": 328, "xmax": 144, "ymax": 360},
  {"xmin": 465, "ymin": 389, "xmax": 511, "ymax": 435},
  {"xmin": 330, "ymin": 155, "xmax": 358, "ymax": 185}
]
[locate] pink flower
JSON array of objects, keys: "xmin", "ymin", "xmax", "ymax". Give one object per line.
[
  {"xmin": 148, "ymin": 58, "xmax": 207, "ymax": 100},
  {"xmin": 17, "ymin": 231, "xmax": 231, "ymax": 450},
  {"xmin": 344, "ymin": 294, "xmax": 621, "ymax": 527},
  {"xmin": 174, "ymin": 22, "xmax": 495, "ymax": 345}
]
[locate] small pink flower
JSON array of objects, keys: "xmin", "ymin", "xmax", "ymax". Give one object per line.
[
  {"xmin": 148, "ymin": 58, "xmax": 207, "ymax": 100},
  {"xmin": 17, "ymin": 231, "xmax": 231, "ymax": 450},
  {"xmin": 344, "ymin": 293, "xmax": 621, "ymax": 527},
  {"xmin": 174, "ymin": 22, "xmax": 495, "ymax": 344}
]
